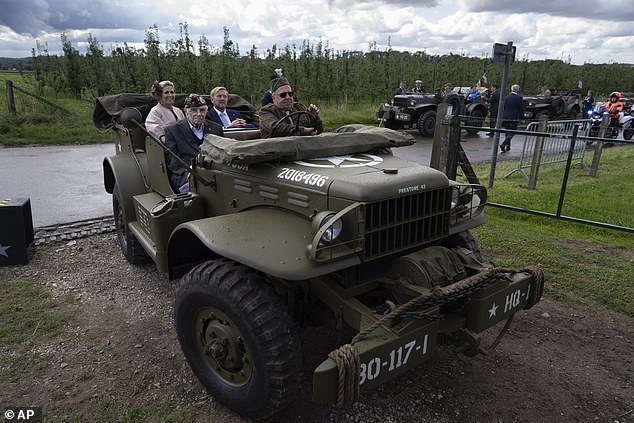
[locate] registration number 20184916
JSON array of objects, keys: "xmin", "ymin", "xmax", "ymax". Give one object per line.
[{"xmin": 359, "ymin": 334, "xmax": 429, "ymax": 385}]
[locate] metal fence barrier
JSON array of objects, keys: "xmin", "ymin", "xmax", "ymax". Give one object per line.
[{"xmin": 505, "ymin": 119, "xmax": 590, "ymax": 179}]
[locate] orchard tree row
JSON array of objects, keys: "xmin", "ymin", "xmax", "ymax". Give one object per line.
[{"xmin": 30, "ymin": 23, "xmax": 634, "ymax": 105}]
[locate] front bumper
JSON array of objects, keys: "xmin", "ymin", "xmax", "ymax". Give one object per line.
[{"xmin": 312, "ymin": 269, "xmax": 539, "ymax": 405}]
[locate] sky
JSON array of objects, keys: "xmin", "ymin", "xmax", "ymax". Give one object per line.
[{"xmin": 1, "ymin": 0, "xmax": 634, "ymax": 64}]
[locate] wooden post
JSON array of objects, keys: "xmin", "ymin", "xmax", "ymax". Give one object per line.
[
  {"xmin": 527, "ymin": 116, "xmax": 548, "ymax": 190},
  {"xmin": 6, "ymin": 80, "xmax": 16, "ymax": 114},
  {"xmin": 430, "ymin": 103, "xmax": 451, "ymax": 172}
]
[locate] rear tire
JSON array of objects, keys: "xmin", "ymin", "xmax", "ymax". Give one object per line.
[
  {"xmin": 175, "ymin": 259, "xmax": 302, "ymax": 419},
  {"xmin": 417, "ymin": 110, "xmax": 437, "ymax": 137},
  {"xmin": 113, "ymin": 183, "xmax": 148, "ymax": 265},
  {"xmin": 623, "ymin": 128, "xmax": 634, "ymax": 140}
]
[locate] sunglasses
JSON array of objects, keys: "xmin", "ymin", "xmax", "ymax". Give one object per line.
[{"xmin": 276, "ymin": 91, "xmax": 293, "ymax": 98}]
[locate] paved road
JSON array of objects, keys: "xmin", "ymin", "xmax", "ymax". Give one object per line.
[
  {"xmin": 0, "ymin": 132, "xmax": 521, "ymax": 228},
  {"xmin": 0, "ymin": 143, "xmax": 115, "ymax": 227}
]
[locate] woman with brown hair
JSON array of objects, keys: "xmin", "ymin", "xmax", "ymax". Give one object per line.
[{"xmin": 145, "ymin": 80, "xmax": 185, "ymax": 140}]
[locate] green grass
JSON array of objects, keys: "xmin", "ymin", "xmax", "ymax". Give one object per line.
[
  {"xmin": 0, "ymin": 278, "xmax": 70, "ymax": 347},
  {"xmin": 461, "ymin": 147, "xmax": 634, "ymax": 315},
  {"xmin": 0, "ymin": 71, "xmax": 112, "ymax": 145}
]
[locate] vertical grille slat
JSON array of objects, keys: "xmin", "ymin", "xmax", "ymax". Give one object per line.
[{"xmin": 363, "ymin": 188, "xmax": 451, "ymax": 259}]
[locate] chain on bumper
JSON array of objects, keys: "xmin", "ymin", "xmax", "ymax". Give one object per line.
[{"xmin": 326, "ymin": 265, "xmax": 545, "ymax": 407}]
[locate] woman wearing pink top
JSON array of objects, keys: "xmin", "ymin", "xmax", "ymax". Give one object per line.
[{"xmin": 145, "ymin": 80, "xmax": 185, "ymax": 140}]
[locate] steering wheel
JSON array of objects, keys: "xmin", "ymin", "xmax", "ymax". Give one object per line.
[{"xmin": 270, "ymin": 111, "xmax": 317, "ymax": 138}]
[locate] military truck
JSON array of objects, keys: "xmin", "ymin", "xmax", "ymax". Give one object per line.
[
  {"xmin": 96, "ymin": 94, "xmax": 544, "ymax": 419},
  {"xmin": 523, "ymin": 89, "xmax": 581, "ymax": 121},
  {"xmin": 377, "ymin": 88, "xmax": 489, "ymax": 136}
]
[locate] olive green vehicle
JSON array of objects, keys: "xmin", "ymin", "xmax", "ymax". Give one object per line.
[
  {"xmin": 523, "ymin": 89, "xmax": 581, "ymax": 120},
  {"xmin": 96, "ymin": 94, "xmax": 543, "ymax": 419}
]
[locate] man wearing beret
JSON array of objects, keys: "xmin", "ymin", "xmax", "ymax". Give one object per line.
[
  {"xmin": 259, "ymin": 77, "xmax": 323, "ymax": 138},
  {"xmin": 164, "ymin": 93, "xmax": 223, "ymax": 192}
]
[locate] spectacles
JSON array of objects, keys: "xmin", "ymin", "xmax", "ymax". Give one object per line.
[{"xmin": 276, "ymin": 91, "xmax": 293, "ymax": 98}]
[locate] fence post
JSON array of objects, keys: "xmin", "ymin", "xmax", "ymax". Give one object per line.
[
  {"xmin": 589, "ymin": 114, "xmax": 609, "ymax": 177},
  {"xmin": 5, "ymin": 80, "xmax": 16, "ymax": 114},
  {"xmin": 527, "ymin": 116, "xmax": 548, "ymax": 189}
]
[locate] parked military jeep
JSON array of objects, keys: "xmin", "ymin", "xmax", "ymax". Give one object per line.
[
  {"xmin": 377, "ymin": 88, "xmax": 489, "ymax": 136},
  {"xmin": 523, "ymin": 89, "xmax": 581, "ymax": 121},
  {"xmin": 96, "ymin": 94, "xmax": 543, "ymax": 419}
]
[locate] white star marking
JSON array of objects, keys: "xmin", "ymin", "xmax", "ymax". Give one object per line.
[
  {"xmin": 294, "ymin": 153, "xmax": 383, "ymax": 168},
  {"xmin": 488, "ymin": 303, "xmax": 498, "ymax": 319},
  {"xmin": 0, "ymin": 243, "xmax": 11, "ymax": 258}
]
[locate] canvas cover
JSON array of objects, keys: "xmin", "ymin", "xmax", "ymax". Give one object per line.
[
  {"xmin": 200, "ymin": 124, "xmax": 415, "ymax": 164},
  {"xmin": 93, "ymin": 93, "xmax": 258, "ymax": 132}
]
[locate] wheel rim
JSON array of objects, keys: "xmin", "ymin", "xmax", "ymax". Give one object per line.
[{"xmin": 194, "ymin": 307, "xmax": 253, "ymax": 386}]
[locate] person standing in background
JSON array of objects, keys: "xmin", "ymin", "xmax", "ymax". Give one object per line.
[
  {"xmin": 500, "ymin": 84, "xmax": 524, "ymax": 152},
  {"xmin": 487, "ymin": 84, "xmax": 500, "ymax": 136}
]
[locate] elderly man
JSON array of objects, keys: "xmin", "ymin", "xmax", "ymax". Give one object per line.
[
  {"xmin": 259, "ymin": 77, "xmax": 323, "ymax": 138},
  {"xmin": 164, "ymin": 94, "xmax": 223, "ymax": 192},
  {"xmin": 205, "ymin": 86, "xmax": 253, "ymax": 129}
]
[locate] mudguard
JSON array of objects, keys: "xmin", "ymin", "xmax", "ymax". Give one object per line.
[
  {"xmin": 103, "ymin": 153, "xmax": 148, "ymax": 223},
  {"xmin": 169, "ymin": 208, "xmax": 361, "ymax": 280}
]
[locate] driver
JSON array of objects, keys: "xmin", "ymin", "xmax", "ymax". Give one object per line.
[{"xmin": 259, "ymin": 77, "xmax": 323, "ymax": 138}]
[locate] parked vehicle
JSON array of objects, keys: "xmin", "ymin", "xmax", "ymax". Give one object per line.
[{"xmin": 96, "ymin": 94, "xmax": 544, "ymax": 419}]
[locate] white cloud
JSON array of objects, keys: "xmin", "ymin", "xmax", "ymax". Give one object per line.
[{"xmin": 0, "ymin": 0, "xmax": 633, "ymax": 64}]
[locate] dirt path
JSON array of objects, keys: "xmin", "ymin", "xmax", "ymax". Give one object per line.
[{"xmin": 1, "ymin": 234, "xmax": 632, "ymax": 423}]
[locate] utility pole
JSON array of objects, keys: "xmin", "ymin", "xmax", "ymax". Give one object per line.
[{"xmin": 488, "ymin": 41, "xmax": 516, "ymax": 188}]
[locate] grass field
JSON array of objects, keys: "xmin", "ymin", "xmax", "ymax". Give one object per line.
[{"xmin": 465, "ymin": 151, "xmax": 633, "ymax": 314}]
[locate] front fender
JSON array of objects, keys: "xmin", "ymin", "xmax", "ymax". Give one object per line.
[
  {"xmin": 168, "ymin": 208, "xmax": 361, "ymax": 280},
  {"xmin": 103, "ymin": 153, "xmax": 148, "ymax": 226}
]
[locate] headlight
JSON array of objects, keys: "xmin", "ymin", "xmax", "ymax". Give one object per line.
[
  {"xmin": 410, "ymin": 100, "xmax": 416, "ymax": 107},
  {"xmin": 312, "ymin": 211, "xmax": 343, "ymax": 243},
  {"xmin": 450, "ymin": 184, "xmax": 486, "ymax": 220}
]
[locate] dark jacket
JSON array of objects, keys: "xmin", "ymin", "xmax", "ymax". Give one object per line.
[
  {"xmin": 164, "ymin": 118, "xmax": 223, "ymax": 191},
  {"xmin": 489, "ymin": 90, "xmax": 500, "ymax": 117},
  {"xmin": 502, "ymin": 92, "xmax": 524, "ymax": 121},
  {"xmin": 205, "ymin": 107, "xmax": 245, "ymax": 127}
]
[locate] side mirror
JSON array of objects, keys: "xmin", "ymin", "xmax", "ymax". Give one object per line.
[{"xmin": 119, "ymin": 107, "xmax": 144, "ymax": 129}]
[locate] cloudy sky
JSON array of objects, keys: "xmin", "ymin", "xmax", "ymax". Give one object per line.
[{"xmin": 1, "ymin": 0, "xmax": 634, "ymax": 64}]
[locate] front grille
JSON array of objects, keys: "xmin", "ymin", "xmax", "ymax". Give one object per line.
[
  {"xmin": 392, "ymin": 97, "xmax": 410, "ymax": 108},
  {"xmin": 364, "ymin": 188, "xmax": 451, "ymax": 259}
]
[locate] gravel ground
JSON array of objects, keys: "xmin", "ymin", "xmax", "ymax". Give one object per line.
[{"xmin": 1, "ymin": 233, "xmax": 632, "ymax": 423}]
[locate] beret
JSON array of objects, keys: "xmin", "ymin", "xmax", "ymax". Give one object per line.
[{"xmin": 270, "ymin": 77, "xmax": 290, "ymax": 93}]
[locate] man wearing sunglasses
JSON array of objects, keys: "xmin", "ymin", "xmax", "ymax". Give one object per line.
[{"xmin": 259, "ymin": 77, "xmax": 323, "ymax": 138}]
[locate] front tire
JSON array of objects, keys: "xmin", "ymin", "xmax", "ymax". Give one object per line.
[
  {"xmin": 417, "ymin": 110, "xmax": 437, "ymax": 137},
  {"xmin": 465, "ymin": 108, "xmax": 486, "ymax": 134},
  {"xmin": 175, "ymin": 259, "xmax": 302, "ymax": 419}
]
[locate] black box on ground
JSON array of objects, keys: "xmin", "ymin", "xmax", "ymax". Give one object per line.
[{"xmin": 0, "ymin": 197, "xmax": 35, "ymax": 265}]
